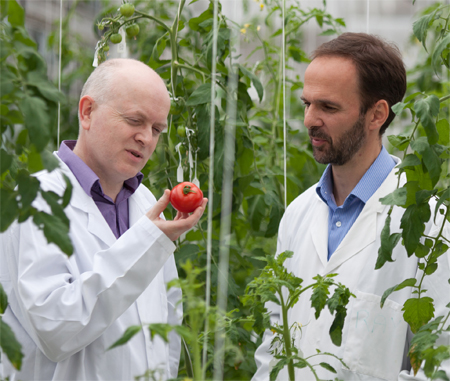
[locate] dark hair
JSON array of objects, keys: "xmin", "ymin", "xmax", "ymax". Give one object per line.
[{"xmin": 311, "ymin": 33, "xmax": 406, "ymax": 135}]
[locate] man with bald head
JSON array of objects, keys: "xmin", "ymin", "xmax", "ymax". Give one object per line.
[{"xmin": 0, "ymin": 59, "xmax": 206, "ymax": 380}]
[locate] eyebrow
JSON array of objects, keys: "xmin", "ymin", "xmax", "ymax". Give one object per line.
[{"xmin": 300, "ymin": 96, "xmax": 341, "ymax": 108}]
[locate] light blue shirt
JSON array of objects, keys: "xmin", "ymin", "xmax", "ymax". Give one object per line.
[{"xmin": 316, "ymin": 146, "xmax": 396, "ymax": 260}]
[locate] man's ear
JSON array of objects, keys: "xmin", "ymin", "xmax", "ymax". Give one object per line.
[
  {"xmin": 368, "ymin": 100, "xmax": 389, "ymax": 132},
  {"xmin": 79, "ymin": 96, "xmax": 95, "ymax": 131}
]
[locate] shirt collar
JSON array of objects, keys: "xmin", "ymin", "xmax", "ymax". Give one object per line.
[
  {"xmin": 316, "ymin": 146, "xmax": 395, "ymax": 207},
  {"xmin": 57, "ymin": 140, "xmax": 143, "ymax": 198}
]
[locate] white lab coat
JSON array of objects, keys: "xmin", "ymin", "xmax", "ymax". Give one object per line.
[
  {"xmin": 253, "ymin": 156, "xmax": 450, "ymax": 380},
  {"xmin": 0, "ymin": 155, "xmax": 182, "ymax": 380}
]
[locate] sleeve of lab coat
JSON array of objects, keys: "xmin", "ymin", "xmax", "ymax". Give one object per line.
[
  {"xmin": 398, "ymin": 220, "xmax": 450, "ymax": 380},
  {"xmin": 1, "ymin": 212, "xmax": 176, "ymax": 363},
  {"xmin": 164, "ymin": 254, "xmax": 183, "ymax": 378}
]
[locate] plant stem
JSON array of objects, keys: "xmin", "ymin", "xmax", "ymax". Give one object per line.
[{"xmin": 279, "ymin": 291, "xmax": 295, "ymax": 381}]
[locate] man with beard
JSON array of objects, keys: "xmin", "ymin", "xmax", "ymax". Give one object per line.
[{"xmin": 252, "ymin": 33, "xmax": 448, "ymax": 380}]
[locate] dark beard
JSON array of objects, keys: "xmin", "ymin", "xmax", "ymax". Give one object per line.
[{"xmin": 309, "ymin": 114, "xmax": 367, "ymax": 166}]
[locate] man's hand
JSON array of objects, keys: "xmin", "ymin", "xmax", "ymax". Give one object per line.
[{"xmin": 146, "ymin": 189, "xmax": 208, "ymax": 241}]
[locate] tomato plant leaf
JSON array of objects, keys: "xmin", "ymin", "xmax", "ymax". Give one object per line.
[
  {"xmin": 0, "ymin": 317, "xmax": 24, "ymax": 370},
  {"xmin": 414, "ymin": 96, "xmax": 440, "ymax": 145},
  {"xmin": 0, "ymin": 283, "xmax": 7, "ymax": 314},
  {"xmin": 380, "ymin": 187, "xmax": 407, "ymax": 207},
  {"xmin": 239, "ymin": 64, "xmax": 264, "ymax": 102},
  {"xmin": 412, "ymin": 12, "xmax": 434, "ymax": 51},
  {"xmin": 108, "ymin": 325, "xmax": 142, "ymax": 350},
  {"xmin": 329, "ymin": 305, "xmax": 347, "ymax": 346},
  {"xmin": 431, "ymin": 33, "xmax": 450, "ymax": 72},
  {"xmin": 7, "ymin": 0, "xmax": 25, "ymax": 27},
  {"xmin": 434, "ymin": 187, "xmax": 450, "ymax": 224},
  {"xmin": 0, "ymin": 188, "xmax": 19, "ymax": 232},
  {"xmin": 387, "ymin": 134, "xmax": 410, "ymax": 150},
  {"xmin": 437, "ymin": 119, "xmax": 450, "ymax": 145},
  {"xmin": 380, "ymin": 278, "xmax": 416, "ymax": 308},
  {"xmin": 397, "ymin": 154, "xmax": 421, "ymax": 169},
  {"xmin": 186, "ymin": 83, "xmax": 213, "ymax": 106},
  {"xmin": 33, "ymin": 211, "xmax": 73, "ymax": 255},
  {"xmin": 16, "ymin": 169, "xmax": 40, "ymax": 210},
  {"xmin": 0, "ymin": 148, "xmax": 12, "ymax": 174},
  {"xmin": 148, "ymin": 323, "xmax": 172, "ymax": 342},
  {"xmin": 400, "ymin": 203, "xmax": 431, "ymax": 256},
  {"xmin": 18, "ymin": 96, "xmax": 50, "ymax": 152},
  {"xmin": 402, "ymin": 297, "xmax": 435, "ymax": 333},
  {"xmin": 375, "ymin": 214, "xmax": 401, "ymax": 269},
  {"xmin": 319, "ymin": 362, "xmax": 337, "ymax": 373}
]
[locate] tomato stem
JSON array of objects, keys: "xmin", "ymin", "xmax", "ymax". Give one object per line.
[{"xmin": 183, "ymin": 185, "xmax": 197, "ymax": 195}]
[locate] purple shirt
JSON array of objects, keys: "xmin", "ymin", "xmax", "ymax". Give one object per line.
[{"xmin": 57, "ymin": 140, "xmax": 143, "ymax": 239}]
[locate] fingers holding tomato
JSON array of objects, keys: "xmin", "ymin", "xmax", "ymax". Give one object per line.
[{"xmin": 170, "ymin": 182, "xmax": 203, "ymax": 213}]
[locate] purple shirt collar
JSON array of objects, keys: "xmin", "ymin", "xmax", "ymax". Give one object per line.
[
  {"xmin": 56, "ymin": 140, "xmax": 144, "ymax": 239},
  {"xmin": 57, "ymin": 140, "xmax": 143, "ymax": 198}
]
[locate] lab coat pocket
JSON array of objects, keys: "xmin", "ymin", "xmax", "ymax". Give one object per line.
[{"xmin": 342, "ymin": 290, "xmax": 407, "ymax": 381}]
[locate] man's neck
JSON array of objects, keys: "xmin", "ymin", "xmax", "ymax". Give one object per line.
[{"xmin": 331, "ymin": 144, "xmax": 382, "ymax": 206}]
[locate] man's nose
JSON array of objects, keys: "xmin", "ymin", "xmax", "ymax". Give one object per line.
[
  {"xmin": 136, "ymin": 128, "xmax": 153, "ymax": 146},
  {"xmin": 304, "ymin": 106, "xmax": 323, "ymax": 129}
]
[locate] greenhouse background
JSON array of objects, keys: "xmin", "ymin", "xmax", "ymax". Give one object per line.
[{"xmin": 1, "ymin": 0, "xmax": 449, "ymax": 379}]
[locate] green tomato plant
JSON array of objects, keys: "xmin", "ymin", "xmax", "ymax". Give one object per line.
[
  {"xmin": 375, "ymin": 1, "xmax": 450, "ymax": 377},
  {"xmin": 242, "ymin": 251, "xmax": 353, "ymax": 381}
]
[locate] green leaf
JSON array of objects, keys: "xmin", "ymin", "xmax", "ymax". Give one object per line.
[
  {"xmin": 148, "ymin": 323, "xmax": 172, "ymax": 342},
  {"xmin": 424, "ymin": 262, "xmax": 438, "ymax": 276},
  {"xmin": 239, "ymin": 65, "xmax": 264, "ymax": 102},
  {"xmin": 387, "ymin": 134, "xmax": 410, "ymax": 150},
  {"xmin": 431, "ymin": 33, "xmax": 450, "ymax": 71},
  {"xmin": 437, "ymin": 119, "xmax": 449, "ymax": 145},
  {"xmin": 411, "ymin": 138, "xmax": 442, "ymax": 188},
  {"xmin": 375, "ymin": 214, "xmax": 401, "ymax": 269},
  {"xmin": 108, "ymin": 325, "xmax": 142, "ymax": 350},
  {"xmin": 319, "ymin": 362, "xmax": 337, "ymax": 373},
  {"xmin": 400, "ymin": 203, "xmax": 431, "ymax": 256},
  {"xmin": 16, "ymin": 169, "xmax": 40, "ymax": 210},
  {"xmin": 397, "ymin": 154, "xmax": 421, "ymax": 169},
  {"xmin": 41, "ymin": 150, "xmax": 60, "ymax": 172},
  {"xmin": 329, "ymin": 305, "xmax": 347, "ymax": 346},
  {"xmin": 33, "ymin": 211, "xmax": 73, "ymax": 255},
  {"xmin": 0, "ymin": 283, "xmax": 7, "ymax": 314},
  {"xmin": 311, "ymin": 277, "xmax": 331, "ymax": 319},
  {"xmin": 0, "ymin": 317, "xmax": 23, "ymax": 370},
  {"xmin": 248, "ymin": 195, "xmax": 266, "ymax": 231},
  {"xmin": 0, "ymin": 188, "xmax": 19, "ymax": 232},
  {"xmin": 402, "ymin": 297, "xmax": 435, "ymax": 333},
  {"xmin": 7, "ymin": 0, "xmax": 25, "ymax": 27},
  {"xmin": 19, "ymin": 96, "xmax": 50, "ymax": 152},
  {"xmin": 186, "ymin": 83, "xmax": 213, "ymax": 106},
  {"xmin": 1, "ymin": 148, "xmax": 12, "ymax": 174},
  {"xmin": 434, "ymin": 188, "xmax": 450, "ymax": 223},
  {"xmin": 414, "ymin": 96, "xmax": 440, "ymax": 145},
  {"xmin": 380, "ymin": 187, "xmax": 407, "ymax": 207},
  {"xmin": 26, "ymin": 71, "xmax": 65, "ymax": 103},
  {"xmin": 412, "ymin": 13, "xmax": 434, "ymax": 51},
  {"xmin": 392, "ymin": 102, "xmax": 407, "ymax": 115},
  {"xmin": 380, "ymin": 278, "xmax": 416, "ymax": 308},
  {"xmin": 265, "ymin": 204, "xmax": 283, "ymax": 238}
]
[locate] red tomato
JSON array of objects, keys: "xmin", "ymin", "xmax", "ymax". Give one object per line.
[{"xmin": 170, "ymin": 182, "xmax": 203, "ymax": 213}]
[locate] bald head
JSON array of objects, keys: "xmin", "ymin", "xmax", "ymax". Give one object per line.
[{"xmin": 78, "ymin": 59, "xmax": 169, "ymax": 125}]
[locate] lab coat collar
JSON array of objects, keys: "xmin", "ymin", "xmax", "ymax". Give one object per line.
[
  {"xmin": 311, "ymin": 156, "xmax": 401, "ymax": 274},
  {"xmin": 52, "ymin": 154, "xmax": 117, "ymax": 247}
]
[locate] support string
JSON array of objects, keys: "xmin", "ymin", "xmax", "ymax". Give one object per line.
[
  {"xmin": 366, "ymin": 0, "xmax": 370, "ymax": 33},
  {"xmin": 213, "ymin": 10, "xmax": 240, "ymax": 379},
  {"xmin": 57, "ymin": 0, "xmax": 63, "ymax": 148},
  {"xmin": 282, "ymin": 0, "xmax": 287, "ymax": 210},
  {"xmin": 202, "ymin": 0, "xmax": 219, "ymax": 377}
]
